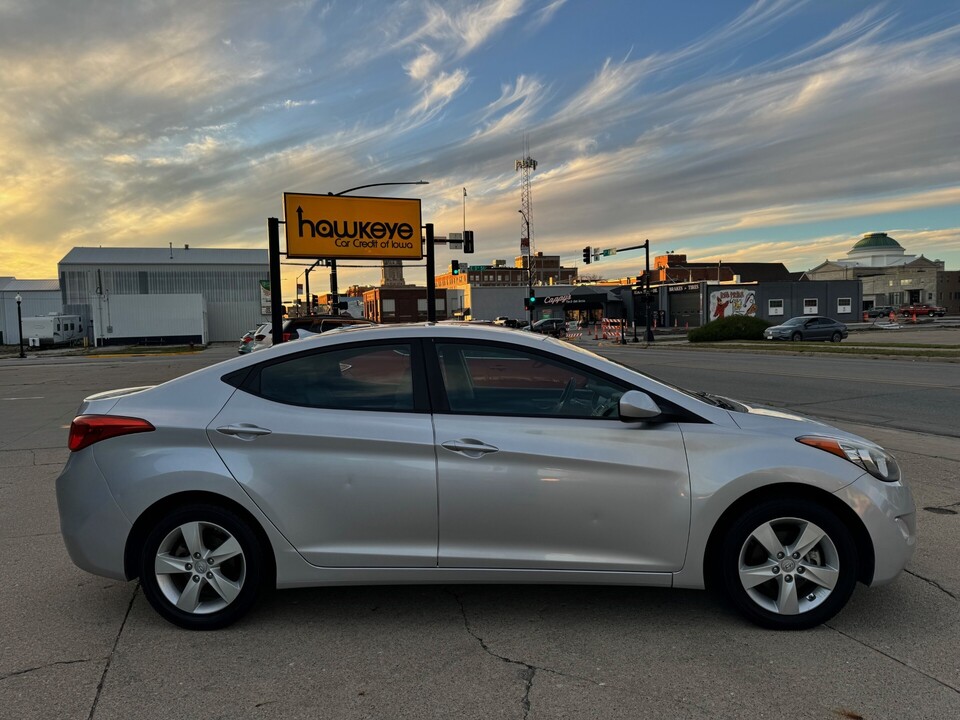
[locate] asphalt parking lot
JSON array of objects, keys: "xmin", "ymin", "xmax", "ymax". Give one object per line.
[{"xmin": 1, "ymin": 344, "xmax": 958, "ymax": 719}]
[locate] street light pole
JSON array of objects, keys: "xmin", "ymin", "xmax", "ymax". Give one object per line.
[
  {"xmin": 304, "ymin": 259, "xmax": 320, "ymax": 313},
  {"xmin": 645, "ymin": 240, "xmax": 654, "ymax": 343},
  {"xmin": 519, "ymin": 209, "xmax": 532, "ymax": 327},
  {"xmin": 331, "ymin": 180, "xmax": 429, "ymax": 320},
  {"xmin": 15, "ymin": 293, "xmax": 25, "ymax": 358}
]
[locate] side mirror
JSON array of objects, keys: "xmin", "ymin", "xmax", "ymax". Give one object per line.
[{"xmin": 619, "ymin": 390, "xmax": 662, "ymax": 421}]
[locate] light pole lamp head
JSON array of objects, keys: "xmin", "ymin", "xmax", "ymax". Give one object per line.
[{"xmin": 15, "ymin": 293, "xmax": 22, "ymax": 303}]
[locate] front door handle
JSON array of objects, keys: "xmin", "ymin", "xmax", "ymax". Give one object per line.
[
  {"xmin": 216, "ymin": 424, "xmax": 273, "ymax": 438},
  {"xmin": 441, "ymin": 438, "xmax": 499, "ymax": 458}
]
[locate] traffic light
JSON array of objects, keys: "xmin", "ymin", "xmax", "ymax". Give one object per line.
[
  {"xmin": 582, "ymin": 246, "xmax": 591, "ymax": 264},
  {"xmin": 451, "ymin": 260, "xmax": 460, "ymax": 275},
  {"xmin": 524, "ymin": 295, "xmax": 539, "ymax": 309},
  {"xmin": 463, "ymin": 230, "xmax": 474, "ymax": 254}
]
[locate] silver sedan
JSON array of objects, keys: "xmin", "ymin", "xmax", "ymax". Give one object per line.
[{"xmin": 56, "ymin": 324, "xmax": 915, "ymax": 630}]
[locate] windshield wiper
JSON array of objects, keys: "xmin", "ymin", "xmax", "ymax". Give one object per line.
[{"xmin": 695, "ymin": 391, "xmax": 736, "ymax": 411}]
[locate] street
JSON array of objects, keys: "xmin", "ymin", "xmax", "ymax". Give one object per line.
[{"xmin": 1, "ymin": 344, "xmax": 958, "ymax": 719}]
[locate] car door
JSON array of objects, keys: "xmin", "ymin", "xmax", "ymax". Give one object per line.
[
  {"xmin": 208, "ymin": 340, "xmax": 438, "ymax": 567},
  {"xmin": 428, "ymin": 340, "xmax": 691, "ymax": 573},
  {"xmin": 814, "ymin": 318, "xmax": 834, "ymax": 339}
]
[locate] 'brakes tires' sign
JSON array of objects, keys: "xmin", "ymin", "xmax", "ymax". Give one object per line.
[{"xmin": 283, "ymin": 193, "xmax": 423, "ymax": 259}]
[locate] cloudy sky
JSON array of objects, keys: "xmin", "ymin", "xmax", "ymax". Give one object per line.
[{"xmin": 2, "ymin": 0, "xmax": 959, "ymax": 294}]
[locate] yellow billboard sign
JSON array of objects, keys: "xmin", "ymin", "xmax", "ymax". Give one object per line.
[{"xmin": 283, "ymin": 193, "xmax": 423, "ymax": 260}]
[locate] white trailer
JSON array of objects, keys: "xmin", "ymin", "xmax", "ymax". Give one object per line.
[{"xmin": 21, "ymin": 314, "xmax": 84, "ymax": 347}]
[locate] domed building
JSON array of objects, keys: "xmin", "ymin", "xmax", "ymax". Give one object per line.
[
  {"xmin": 805, "ymin": 232, "xmax": 957, "ymax": 313},
  {"xmin": 845, "ymin": 232, "xmax": 916, "ymax": 267}
]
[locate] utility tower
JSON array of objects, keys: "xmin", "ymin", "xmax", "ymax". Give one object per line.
[{"xmin": 515, "ymin": 140, "xmax": 538, "ymax": 265}]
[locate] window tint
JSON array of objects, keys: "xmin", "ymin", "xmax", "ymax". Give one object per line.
[
  {"xmin": 257, "ymin": 343, "xmax": 414, "ymax": 411},
  {"xmin": 436, "ymin": 343, "xmax": 625, "ymax": 418}
]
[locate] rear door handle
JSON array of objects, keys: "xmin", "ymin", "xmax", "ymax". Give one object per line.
[
  {"xmin": 441, "ymin": 439, "xmax": 499, "ymax": 458},
  {"xmin": 216, "ymin": 424, "xmax": 272, "ymax": 438}
]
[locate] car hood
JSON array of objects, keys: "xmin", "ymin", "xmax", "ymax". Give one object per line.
[
  {"xmin": 764, "ymin": 324, "xmax": 795, "ymax": 333},
  {"xmin": 718, "ymin": 396, "xmax": 874, "ymax": 444}
]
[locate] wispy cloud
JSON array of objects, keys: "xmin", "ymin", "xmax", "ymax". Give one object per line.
[
  {"xmin": 472, "ymin": 75, "xmax": 548, "ymax": 140},
  {"xmin": 530, "ymin": 0, "xmax": 567, "ymax": 30},
  {"xmin": 409, "ymin": 69, "xmax": 469, "ymax": 119}
]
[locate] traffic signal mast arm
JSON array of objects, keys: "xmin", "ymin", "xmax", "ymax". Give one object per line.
[{"xmin": 589, "ymin": 240, "xmax": 649, "ymax": 261}]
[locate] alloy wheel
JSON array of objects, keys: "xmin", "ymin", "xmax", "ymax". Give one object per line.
[
  {"xmin": 737, "ymin": 517, "xmax": 839, "ymax": 616},
  {"xmin": 154, "ymin": 520, "xmax": 246, "ymax": 615}
]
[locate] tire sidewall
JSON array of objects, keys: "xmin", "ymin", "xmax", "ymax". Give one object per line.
[
  {"xmin": 720, "ymin": 498, "xmax": 858, "ymax": 630},
  {"xmin": 139, "ymin": 504, "xmax": 265, "ymax": 630}
]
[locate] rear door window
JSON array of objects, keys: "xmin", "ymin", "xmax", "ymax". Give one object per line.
[{"xmin": 252, "ymin": 343, "xmax": 417, "ymax": 412}]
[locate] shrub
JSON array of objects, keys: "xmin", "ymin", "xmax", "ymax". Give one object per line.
[{"xmin": 688, "ymin": 315, "xmax": 773, "ymax": 342}]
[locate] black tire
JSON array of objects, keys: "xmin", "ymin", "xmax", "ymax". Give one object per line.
[
  {"xmin": 139, "ymin": 504, "xmax": 267, "ymax": 630},
  {"xmin": 719, "ymin": 498, "xmax": 858, "ymax": 630},
  {"xmin": 830, "ymin": 332, "xmax": 842, "ymax": 343},
  {"xmin": 790, "ymin": 332, "xmax": 802, "ymax": 342}
]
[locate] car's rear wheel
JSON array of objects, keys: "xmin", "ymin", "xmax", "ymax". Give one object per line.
[
  {"xmin": 791, "ymin": 332, "xmax": 802, "ymax": 341},
  {"xmin": 719, "ymin": 498, "xmax": 858, "ymax": 630},
  {"xmin": 830, "ymin": 332, "xmax": 842, "ymax": 343},
  {"xmin": 140, "ymin": 504, "xmax": 266, "ymax": 630}
]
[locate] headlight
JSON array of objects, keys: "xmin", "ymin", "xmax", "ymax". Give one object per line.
[{"xmin": 796, "ymin": 435, "xmax": 901, "ymax": 482}]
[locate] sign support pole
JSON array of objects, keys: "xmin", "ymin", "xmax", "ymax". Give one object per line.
[
  {"xmin": 425, "ymin": 223, "xmax": 436, "ymax": 322},
  {"xmin": 268, "ymin": 217, "xmax": 285, "ymax": 344},
  {"xmin": 329, "ymin": 259, "xmax": 339, "ymax": 315}
]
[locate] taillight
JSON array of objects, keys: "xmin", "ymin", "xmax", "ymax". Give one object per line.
[
  {"xmin": 254, "ymin": 334, "xmax": 266, "ymax": 341},
  {"xmin": 282, "ymin": 332, "xmax": 293, "ymax": 341},
  {"xmin": 242, "ymin": 336, "xmax": 252, "ymax": 344},
  {"xmin": 68, "ymin": 415, "xmax": 155, "ymax": 452}
]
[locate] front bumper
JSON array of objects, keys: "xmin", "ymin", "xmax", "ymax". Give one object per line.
[
  {"xmin": 55, "ymin": 450, "xmax": 132, "ymax": 581},
  {"xmin": 834, "ymin": 474, "xmax": 916, "ymax": 586}
]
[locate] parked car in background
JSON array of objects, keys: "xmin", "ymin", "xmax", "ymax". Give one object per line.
[
  {"xmin": 529, "ymin": 317, "xmax": 567, "ymax": 338},
  {"xmin": 764, "ymin": 316, "xmax": 848, "ymax": 342},
  {"xmin": 237, "ymin": 329, "xmax": 257, "ymax": 354},
  {"xmin": 56, "ymin": 323, "xmax": 915, "ymax": 631},
  {"xmin": 249, "ymin": 315, "xmax": 375, "ymax": 351},
  {"xmin": 865, "ymin": 305, "xmax": 897, "ymax": 318},
  {"xmin": 899, "ymin": 304, "xmax": 946, "ymax": 317},
  {"xmin": 493, "ymin": 316, "xmax": 510, "ymax": 326}
]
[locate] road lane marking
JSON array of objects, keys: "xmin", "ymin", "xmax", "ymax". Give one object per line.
[{"xmin": 2, "ymin": 396, "xmax": 45, "ymax": 400}]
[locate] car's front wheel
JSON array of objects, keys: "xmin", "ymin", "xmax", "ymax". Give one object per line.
[
  {"xmin": 719, "ymin": 498, "xmax": 858, "ymax": 630},
  {"xmin": 791, "ymin": 332, "xmax": 802, "ymax": 341},
  {"xmin": 139, "ymin": 504, "xmax": 267, "ymax": 630}
]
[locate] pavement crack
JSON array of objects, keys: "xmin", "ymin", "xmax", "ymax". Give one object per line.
[
  {"xmin": 826, "ymin": 623, "xmax": 960, "ymax": 696},
  {"xmin": 520, "ymin": 667, "xmax": 535, "ymax": 720},
  {"xmin": 448, "ymin": 589, "xmax": 610, "ymax": 718},
  {"xmin": 0, "ymin": 658, "xmax": 99, "ymax": 682},
  {"xmin": 905, "ymin": 569, "xmax": 959, "ymax": 601},
  {"xmin": 88, "ymin": 582, "xmax": 138, "ymax": 720}
]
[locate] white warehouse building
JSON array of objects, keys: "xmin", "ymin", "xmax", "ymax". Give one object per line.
[{"xmin": 59, "ymin": 247, "xmax": 269, "ymax": 345}]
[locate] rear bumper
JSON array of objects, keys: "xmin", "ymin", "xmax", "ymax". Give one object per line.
[{"xmin": 55, "ymin": 450, "xmax": 131, "ymax": 580}]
